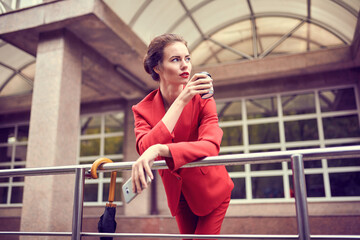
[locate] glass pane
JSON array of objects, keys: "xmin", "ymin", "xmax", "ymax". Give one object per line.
[
  {"xmin": 328, "ymin": 158, "xmax": 360, "ymax": 167},
  {"xmin": 84, "ymin": 184, "xmax": 98, "ymax": 202},
  {"xmin": 305, "ymin": 160, "xmax": 323, "ymax": 168},
  {"xmin": 0, "ymin": 42, "xmax": 33, "ymax": 69},
  {"xmin": 284, "ymin": 119, "xmax": 319, "ymax": 141},
  {"xmin": 13, "ymin": 165, "xmax": 25, "ymax": 182},
  {"xmin": 287, "ymin": 146, "xmax": 321, "ymax": 169},
  {"xmin": 0, "ymin": 64, "xmax": 13, "ymax": 87},
  {"xmin": 252, "ymin": 176, "xmax": 284, "ymax": 198},
  {"xmin": 221, "ymin": 126, "xmax": 243, "ymax": 146},
  {"xmin": 217, "ymin": 101, "xmax": 242, "ymax": 121},
  {"xmin": 289, "ymin": 174, "xmax": 325, "ymax": 197},
  {"xmin": 218, "ymin": 41, "xmax": 252, "ymax": 62},
  {"xmin": 231, "ymin": 178, "xmax": 246, "ymax": 199},
  {"xmin": 80, "ymin": 116, "xmax": 101, "ymax": 135},
  {"xmin": 330, "ymin": 172, "xmax": 360, "ymax": 197},
  {"xmin": 103, "ymin": 182, "xmax": 122, "ymax": 202},
  {"xmin": 191, "ymin": 39, "xmax": 222, "ymax": 66},
  {"xmin": 293, "ymin": 23, "xmax": 342, "ymax": 50},
  {"xmin": 102, "ymin": 169, "xmax": 121, "ymax": 178},
  {"xmin": 220, "ymin": 152, "xmax": 245, "ymax": 172},
  {"xmin": 248, "ymin": 123, "xmax": 279, "ymax": 144},
  {"xmin": 212, "ymin": 20, "xmax": 253, "ymax": 57},
  {"xmin": 282, "ymin": 92, "xmax": 315, "ymax": 115},
  {"xmin": 289, "ymin": 159, "xmax": 322, "ymax": 169},
  {"xmin": 306, "ymin": 174, "xmax": 325, "ymax": 197},
  {"xmin": 0, "ymin": 146, "xmax": 12, "ymax": 163},
  {"xmin": 271, "ymin": 36, "xmax": 307, "ymax": 55},
  {"xmin": 319, "ymin": 88, "xmax": 357, "ymax": 112},
  {"xmin": 246, "ymin": 96, "xmax": 277, "ymax": 119},
  {"xmin": 104, "ymin": 169, "xmax": 122, "ymax": 178},
  {"xmin": 0, "ymin": 127, "xmax": 15, "ymax": 143},
  {"xmin": 0, "ymin": 187, "xmax": 8, "ymax": 203},
  {"xmin": 104, "ymin": 136, "xmax": 123, "ymax": 155},
  {"xmin": 0, "ymin": 166, "xmax": 10, "ymax": 183},
  {"xmin": 250, "ymin": 148, "xmax": 282, "ymax": 171},
  {"xmin": 0, "ymin": 74, "xmax": 32, "ymax": 96},
  {"xmin": 10, "ymin": 186, "xmax": 23, "ymax": 203},
  {"xmin": 80, "ymin": 139, "xmax": 100, "ymax": 156},
  {"xmin": 226, "ymin": 165, "xmax": 245, "ymax": 172},
  {"xmin": 326, "ymin": 142, "xmax": 360, "ymax": 147},
  {"xmin": 256, "ymin": 17, "xmax": 304, "ymax": 53},
  {"xmin": 251, "ymin": 163, "xmax": 282, "ymax": 171},
  {"xmin": 323, "ymin": 115, "xmax": 360, "ymax": 139},
  {"xmin": 105, "ymin": 113, "xmax": 124, "ymax": 133},
  {"xmin": 14, "ymin": 145, "xmax": 27, "ymax": 162},
  {"xmin": 18, "ymin": 0, "xmax": 43, "ymax": 8},
  {"xmin": 17, "ymin": 125, "xmax": 29, "ymax": 142}
]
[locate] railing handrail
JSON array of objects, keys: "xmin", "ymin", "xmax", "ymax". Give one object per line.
[
  {"xmin": 1, "ymin": 145, "xmax": 360, "ymax": 240},
  {"xmin": 0, "ymin": 145, "xmax": 359, "ymax": 178},
  {"xmin": 1, "ymin": 231, "xmax": 360, "ymax": 239}
]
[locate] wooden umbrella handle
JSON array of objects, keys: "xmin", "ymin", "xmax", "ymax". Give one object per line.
[
  {"xmin": 90, "ymin": 157, "xmax": 113, "ymax": 179},
  {"xmin": 108, "ymin": 171, "xmax": 117, "ymax": 205},
  {"xmin": 91, "ymin": 158, "xmax": 117, "ymax": 206}
]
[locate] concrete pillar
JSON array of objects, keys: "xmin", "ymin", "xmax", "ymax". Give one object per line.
[{"xmin": 20, "ymin": 29, "xmax": 82, "ymax": 239}]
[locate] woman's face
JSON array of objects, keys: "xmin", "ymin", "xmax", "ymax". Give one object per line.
[{"xmin": 155, "ymin": 41, "xmax": 192, "ymax": 85}]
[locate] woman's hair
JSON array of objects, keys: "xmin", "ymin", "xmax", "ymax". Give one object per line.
[{"xmin": 143, "ymin": 33, "xmax": 187, "ymax": 81}]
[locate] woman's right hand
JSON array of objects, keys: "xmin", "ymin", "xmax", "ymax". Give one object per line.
[{"xmin": 179, "ymin": 73, "xmax": 213, "ymax": 104}]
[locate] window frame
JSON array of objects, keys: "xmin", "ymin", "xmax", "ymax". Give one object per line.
[
  {"xmin": 217, "ymin": 84, "xmax": 360, "ymax": 204},
  {"xmin": 77, "ymin": 111, "xmax": 125, "ymax": 206},
  {"xmin": 0, "ymin": 121, "xmax": 28, "ymax": 207}
]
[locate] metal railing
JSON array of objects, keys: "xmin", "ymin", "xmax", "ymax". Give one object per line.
[{"xmin": 0, "ymin": 145, "xmax": 360, "ymax": 239}]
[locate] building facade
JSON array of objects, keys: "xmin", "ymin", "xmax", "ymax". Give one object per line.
[{"xmin": 0, "ymin": 0, "xmax": 360, "ymax": 239}]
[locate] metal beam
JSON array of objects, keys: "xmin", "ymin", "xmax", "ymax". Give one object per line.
[
  {"xmin": 247, "ymin": 0, "xmax": 258, "ymax": 58},
  {"xmin": 259, "ymin": 20, "xmax": 306, "ymax": 58}
]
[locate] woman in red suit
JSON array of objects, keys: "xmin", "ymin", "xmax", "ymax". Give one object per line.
[{"xmin": 131, "ymin": 33, "xmax": 234, "ymax": 239}]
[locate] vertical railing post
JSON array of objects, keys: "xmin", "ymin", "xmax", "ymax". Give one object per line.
[
  {"xmin": 291, "ymin": 154, "xmax": 311, "ymax": 240},
  {"xmin": 71, "ymin": 167, "xmax": 85, "ymax": 240}
]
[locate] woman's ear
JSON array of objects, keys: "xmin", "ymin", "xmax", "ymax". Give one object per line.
[{"xmin": 153, "ymin": 65, "xmax": 160, "ymax": 74}]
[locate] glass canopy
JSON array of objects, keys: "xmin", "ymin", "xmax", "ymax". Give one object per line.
[
  {"xmin": 0, "ymin": 0, "xmax": 359, "ymax": 97},
  {"xmin": 0, "ymin": 39, "xmax": 35, "ymax": 97}
]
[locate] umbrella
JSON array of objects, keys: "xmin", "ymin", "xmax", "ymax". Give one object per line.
[{"xmin": 91, "ymin": 158, "xmax": 117, "ymax": 240}]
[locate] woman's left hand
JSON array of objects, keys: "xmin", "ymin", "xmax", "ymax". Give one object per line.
[{"xmin": 131, "ymin": 145, "xmax": 158, "ymax": 194}]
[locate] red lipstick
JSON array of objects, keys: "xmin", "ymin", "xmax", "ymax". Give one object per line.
[{"xmin": 180, "ymin": 72, "xmax": 189, "ymax": 78}]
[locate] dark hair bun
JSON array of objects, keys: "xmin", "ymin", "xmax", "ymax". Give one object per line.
[{"xmin": 143, "ymin": 34, "xmax": 187, "ymax": 81}]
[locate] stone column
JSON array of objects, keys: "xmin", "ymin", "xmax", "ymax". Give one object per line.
[{"xmin": 20, "ymin": 29, "xmax": 82, "ymax": 240}]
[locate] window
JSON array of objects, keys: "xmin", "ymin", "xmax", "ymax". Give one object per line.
[
  {"xmin": 78, "ymin": 112, "xmax": 125, "ymax": 206},
  {"xmin": 217, "ymin": 86, "xmax": 360, "ymax": 203},
  {"xmin": 0, "ymin": 123, "xmax": 28, "ymax": 206}
]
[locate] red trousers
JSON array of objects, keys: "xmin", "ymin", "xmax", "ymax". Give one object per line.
[{"xmin": 175, "ymin": 194, "xmax": 231, "ymax": 240}]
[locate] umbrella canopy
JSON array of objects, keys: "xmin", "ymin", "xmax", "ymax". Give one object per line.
[
  {"xmin": 91, "ymin": 158, "xmax": 118, "ymax": 240},
  {"xmin": 98, "ymin": 205, "xmax": 116, "ymax": 240}
]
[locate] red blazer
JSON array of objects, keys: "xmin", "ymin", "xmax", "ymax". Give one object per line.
[{"xmin": 132, "ymin": 89, "xmax": 234, "ymax": 216}]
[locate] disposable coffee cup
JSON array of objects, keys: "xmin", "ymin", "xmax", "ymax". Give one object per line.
[{"xmin": 199, "ymin": 71, "xmax": 214, "ymax": 99}]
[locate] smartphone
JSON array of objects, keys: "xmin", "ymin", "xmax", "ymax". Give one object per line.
[{"xmin": 122, "ymin": 174, "xmax": 152, "ymax": 204}]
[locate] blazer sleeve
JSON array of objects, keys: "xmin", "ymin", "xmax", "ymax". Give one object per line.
[
  {"xmin": 165, "ymin": 98, "xmax": 223, "ymax": 172},
  {"xmin": 132, "ymin": 105, "xmax": 174, "ymax": 155}
]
